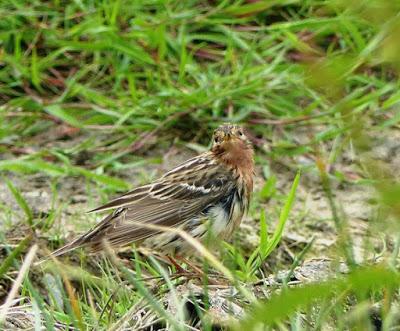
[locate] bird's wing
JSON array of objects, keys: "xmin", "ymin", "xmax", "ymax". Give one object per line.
[
  {"xmin": 88, "ymin": 184, "xmax": 152, "ymax": 213},
  {"xmin": 79, "ymin": 154, "xmax": 236, "ymax": 248},
  {"xmin": 89, "ymin": 153, "xmax": 232, "ymax": 211}
]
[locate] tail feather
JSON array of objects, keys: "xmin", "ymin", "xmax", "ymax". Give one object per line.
[
  {"xmin": 44, "ymin": 212, "xmax": 115, "ymax": 260},
  {"xmin": 49, "ymin": 235, "xmax": 87, "ymax": 258},
  {"xmin": 34, "ymin": 209, "xmax": 120, "ymax": 267},
  {"xmin": 34, "ymin": 234, "xmax": 88, "ymax": 267}
]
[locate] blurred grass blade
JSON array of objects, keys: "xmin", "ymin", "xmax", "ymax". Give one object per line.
[
  {"xmin": 104, "ymin": 244, "xmax": 181, "ymax": 330},
  {"xmin": 0, "ymin": 245, "xmax": 38, "ymax": 326},
  {"xmin": 0, "ymin": 158, "xmax": 129, "ymax": 190},
  {"xmin": 259, "ymin": 174, "xmax": 277, "ymax": 200},
  {"xmin": 72, "ymin": 167, "xmax": 129, "ymax": 190},
  {"xmin": 259, "ymin": 210, "xmax": 268, "ymax": 256},
  {"xmin": 62, "ymin": 272, "xmax": 85, "ymax": 330},
  {"xmin": 25, "ymin": 279, "xmax": 56, "ymax": 331},
  {"xmin": 262, "ymin": 171, "xmax": 300, "ymax": 259},
  {"xmin": 44, "ymin": 105, "xmax": 83, "ymax": 128},
  {"xmin": 0, "ymin": 159, "xmax": 65, "ymax": 176},
  {"xmin": 5, "ymin": 178, "xmax": 33, "ymax": 226},
  {"xmin": 240, "ymin": 266, "xmax": 400, "ymax": 328},
  {"xmin": 0, "ymin": 235, "xmax": 32, "ymax": 278}
]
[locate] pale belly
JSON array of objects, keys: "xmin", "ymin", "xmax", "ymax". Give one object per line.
[{"xmin": 143, "ymin": 197, "xmax": 246, "ymax": 255}]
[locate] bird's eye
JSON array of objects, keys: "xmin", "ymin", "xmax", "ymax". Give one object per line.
[
  {"xmin": 214, "ymin": 137, "xmax": 219, "ymax": 143},
  {"xmin": 238, "ymin": 130, "xmax": 243, "ymax": 136}
]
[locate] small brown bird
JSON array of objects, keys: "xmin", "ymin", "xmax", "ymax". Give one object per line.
[{"xmin": 51, "ymin": 124, "xmax": 254, "ymax": 257}]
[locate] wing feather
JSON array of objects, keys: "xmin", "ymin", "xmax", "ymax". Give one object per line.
[
  {"xmin": 88, "ymin": 185, "xmax": 152, "ymax": 213},
  {"xmin": 53, "ymin": 154, "xmax": 236, "ymax": 254}
]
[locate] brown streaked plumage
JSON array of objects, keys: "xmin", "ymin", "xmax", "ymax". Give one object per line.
[{"xmin": 51, "ymin": 123, "xmax": 254, "ymax": 257}]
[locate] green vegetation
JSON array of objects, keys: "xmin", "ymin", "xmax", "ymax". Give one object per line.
[{"xmin": 1, "ymin": 0, "xmax": 400, "ymax": 330}]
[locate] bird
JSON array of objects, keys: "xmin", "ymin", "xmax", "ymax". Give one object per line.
[{"xmin": 50, "ymin": 123, "xmax": 254, "ymax": 258}]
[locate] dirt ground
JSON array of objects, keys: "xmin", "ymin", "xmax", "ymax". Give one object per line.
[
  {"xmin": 2, "ymin": 126, "xmax": 399, "ymax": 265},
  {"xmin": 1, "ymin": 126, "xmax": 399, "ymax": 329}
]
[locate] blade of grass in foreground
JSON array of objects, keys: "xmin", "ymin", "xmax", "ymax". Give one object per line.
[
  {"xmin": 25, "ymin": 278, "xmax": 56, "ymax": 331},
  {"xmin": 0, "ymin": 245, "xmax": 39, "ymax": 326},
  {"xmin": 0, "ymin": 235, "xmax": 32, "ymax": 279},
  {"xmin": 258, "ymin": 171, "xmax": 301, "ymax": 262},
  {"xmin": 103, "ymin": 244, "xmax": 182, "ymax": 331},
  {"xmin": 239, "ymin": 266, "xmax": 400, "ymax": 328},
  {"xmin": 5, "ymin": 178, "xmax": 33, "ymax": 226}
]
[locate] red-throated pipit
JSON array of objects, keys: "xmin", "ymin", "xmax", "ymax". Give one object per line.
[{"xmin": 51, "ymin": 124, "xmax": 254, "ymax": 257}]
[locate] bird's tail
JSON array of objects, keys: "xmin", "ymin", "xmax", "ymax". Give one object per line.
[
  {"xmin": 36, "ymin": 212, "xmax": 115, "ymax": 265},
  {"xmin": 33, "ymin": 235, "xmax": 86, "ymax": 267},
  {"xmin": 49, "ymin": 235, "xmax": 87, "ymax": 258}
]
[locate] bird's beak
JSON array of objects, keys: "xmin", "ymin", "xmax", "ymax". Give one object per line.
[
  {"xmin": 224, "ymin": 133, "xmax": 232, "ymax": 141},
  {"xmin": 224, "ymin": 133, "xmax": 240, "ymax": 144}
]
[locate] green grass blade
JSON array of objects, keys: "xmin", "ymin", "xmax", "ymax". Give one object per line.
[
  {"xmin": 262, "ymin": 171, "xmax": 301, "ymax": 259},
  {"xmin": 0, "ymin": 236, "xmax": 32, "ymax": 279},
  {"xmin": 259, "ymin": 209, "xmax": 268, "ymax": 256},
  {"xmin": 5, "ymin": 178, "xmax": 33, "ymax": 226},
  {"xmin": 240, "ymin": 266, "xmax": 400, "ymax": 328}
]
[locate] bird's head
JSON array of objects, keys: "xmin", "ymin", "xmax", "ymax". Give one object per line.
[
  {"xmin": 211, "ymin": 123, "xmax": 250, "ymax": 149},
  {"xmin": 211, "ymin": 123, "xmax": 254, "ymax": 183}
]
